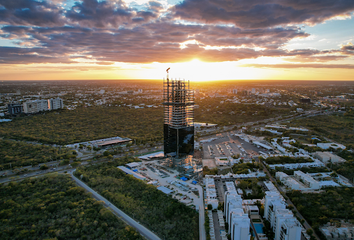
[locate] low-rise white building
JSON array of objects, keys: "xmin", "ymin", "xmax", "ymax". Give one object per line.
[
  {"xmin": 267, "ymin": 158, "xmax": 325, "ymax": 170},
  {"xmin": 317, "ymin": 143, "xmax": 346, "ymax": 150},
  {"xmin": 313, "ymin": 152, "xmax": 346, "ymax": 164},
  {"xmin": 294, "ymin": 170, "xmax": 320, "ymax": 189},
  {"xmin": 275, "ymin": 172, "xmax": 304, "ymax": 190},
  {"xmin": 205, "ymin": 177, "xmax": 218, "ymax": 209},
  {"xmin": 320, "ymin": 223, "xmax": 354, "ymax": 240}
]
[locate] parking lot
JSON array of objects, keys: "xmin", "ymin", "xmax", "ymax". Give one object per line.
[{"xmin": 202, "ymin": 133, "xmax": 273, "ymax": 160}]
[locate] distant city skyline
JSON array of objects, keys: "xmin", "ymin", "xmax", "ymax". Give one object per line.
[{"xmin": 0, "ymin": 0, "xmax": 354, "ymax": 81}]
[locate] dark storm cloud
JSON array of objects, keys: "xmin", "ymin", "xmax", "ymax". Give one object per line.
[
  {"xmin": 0, "ymin": 46, "xmax": 71, "ymax": 64},
  {"xmin": 0, "ymin": 0, "xmax": 65, "ymax": 26},
  {"xmin": 65, "ymin": 0, "xmax": 159, "ymax": 27},
  {"xmin": 65, "ymin": 0, "xmax": 133, "ymax": 28},
  {"xmin": 173, "ymin": 0, "xmax": 354, "ymax": 28},
  {"xmin": 191, "ymin": 26, "xmax": 309, "ymax": 49},
  {"xmin": 341, "ymin": 43, "xmax": 354, "ymax": 55},
  {"xmin": 0, "ymin": 22, "xmax": 314, "ymax": 64}
]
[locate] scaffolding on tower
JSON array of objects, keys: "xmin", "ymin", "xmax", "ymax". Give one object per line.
[{"xmin": 163, "ymin": 68, "xmax": 195, "ymax": 158}]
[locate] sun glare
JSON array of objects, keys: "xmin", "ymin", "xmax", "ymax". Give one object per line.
[{"xmin": 161, "ymin": 59, "xmax": 267, "ymax": 81}]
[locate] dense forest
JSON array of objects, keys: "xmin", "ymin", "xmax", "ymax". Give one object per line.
[
  {"xmin": 74, "ymin": 157, "xmax": 199, "ymax": 240},
  {"xmin": 0, "ymin": 107, "xmax": 163, "ymax": 145},
  {"xmin": 290, "ymin": 111, "xmax": 354, "ymax": 147},
  {"xmin": 195, "ymin": 98, "xmax": 292, "ymax": 126},
  {"xmin": 288, "ymin": 188, "xmax": 354, "ymax": 234},
  {"xmin": 0, "ymin": 174, "xmax": 143, "ymax": 240},
  {"xmin": 231, "ymin": 162, "xmax": 261, "ymax": 174},
  {"xmin": 0, "ymin": 139, "xmax": 74, "ymax": 170},
  {"xmin": 237, "ymin": 179, "xmax": 265, "ymax": 199},
  {"xmin": 330, "ymin": 150, "xmax": 354, "ymax": 181}
]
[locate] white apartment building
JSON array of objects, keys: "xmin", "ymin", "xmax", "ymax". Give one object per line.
[
  {"xmin": 276, "ymin": 172, "xmax": 304, "ymax": 190},
  {"xmin": 224, "ymin": 181, "xmax": 251, "ymax": 240},
  {"xmin": 23, "ymin": 98, "xmax": 64, "ymax": 113},
  {"xmin": 264, "ymin": 191, "xmax": 301, "ymax": 240},
  {"xmin": 294, "ymin": 171, "xmax": 320, "ymax": 189},
  {"xmin": 225, "ymin": 191, "xmax": 243, "ymax": 225},
  {"xmin": 49, "ymin": 98, "xmax": 64, "ymax": 110},
  {"xmin": 264, "ymin": 191, "xmax": 287, "ymax": 224},
  {"xmin": 230, "ymin": 208, "xmax": 251, "ymax": 240},
  {"xmin": 276, "ymin": 171, "xmax": 340, "ymax": 191},
  {"xmin": 276, "ymin": 212, "xmax": 302, "ymax": 240},
  {"xmin": 23, "ymin": 99, "xmax": 49, "ymax": 113},
  {"xmin": 313, "ymin": 152, "xmax": 346, "ymax": 164}
]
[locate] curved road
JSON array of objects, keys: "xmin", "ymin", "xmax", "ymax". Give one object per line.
[{"xmin": 70, "ymin": 171, "xmax": 161, "ymax": 240}]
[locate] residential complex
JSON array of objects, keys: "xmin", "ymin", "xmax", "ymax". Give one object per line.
[
  {"xmin": 264, "ymin": 191, "xmax": 301, "ymax": 240},
  {"xmin": 224, "ymin": 182, "xmax": 251, "ymax": 240},
  {"xmin": 8, "ymin": 98, "xmax": 64, "ymax": 114}
]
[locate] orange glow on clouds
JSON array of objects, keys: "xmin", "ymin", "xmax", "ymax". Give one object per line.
[{"xmin": 1, "ymin": 56, "xmax": 354, "ymax": 81}]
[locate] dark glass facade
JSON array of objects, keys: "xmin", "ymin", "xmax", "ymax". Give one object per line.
[{"xmin": 164, "ymin": 124, "xmax": 194, "ymax": 157}]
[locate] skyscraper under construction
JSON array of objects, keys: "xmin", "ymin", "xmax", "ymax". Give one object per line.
[{"xmin": 163, "ymin": 69, "xmax": 194, "ymax": 158}]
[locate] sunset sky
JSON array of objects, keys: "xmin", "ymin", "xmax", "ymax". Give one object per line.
[{"xmin": 0, "ymin": 0, "xmax": 354, "ymax": 81}]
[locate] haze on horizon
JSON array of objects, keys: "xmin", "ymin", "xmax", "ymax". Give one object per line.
[{"xmin": 0, "ymin": 0, "xmax": 354, "ymax": 81}]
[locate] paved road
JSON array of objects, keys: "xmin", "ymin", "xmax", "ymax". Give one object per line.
[
  {"xmin": 199, "ymin": 206, "xmax": 206, "ymax": 240},
  {"xmin": 70, "ymin": 171, "xmax": 161, "ymax": 240}
]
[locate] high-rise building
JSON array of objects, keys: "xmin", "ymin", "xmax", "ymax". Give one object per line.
[{"xmin": 163, "ymin": 70, "xmax": 194, "ymax": 157}]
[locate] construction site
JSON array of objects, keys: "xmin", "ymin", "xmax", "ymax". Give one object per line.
[{"xmin": 163, "ymin": 68, "xmax": 195, "ymax": 158}]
